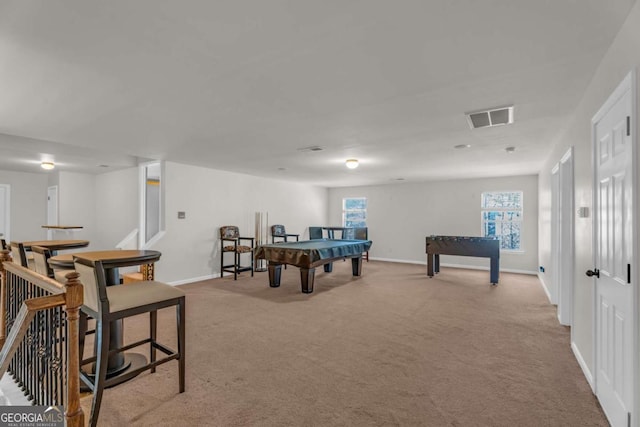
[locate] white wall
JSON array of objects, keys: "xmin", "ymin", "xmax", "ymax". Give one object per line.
[
  {"xmin": 538, "ymin": 1, "xmax": 640, "ymax": 385},
  {"xmin": 58, "ymin": 171, "xmax": 96, "ymax": 245},
  {"xmin": 94, "ymin": 167, "xmax": 139, "ymax": 250},
  {"xmin": 328, "ymin": 175, "xmax": 538, "ymax": 273},
  {"xmin": 143, "ymin": 162, "xmax": 328, "ymax": 283},
  {"xmin": 2, "ymin": 162, "xmax": 327, "ymax": 283},
  {"xmin": 0, "ymin": 170, "xmax": 48, "ymax": 242}
]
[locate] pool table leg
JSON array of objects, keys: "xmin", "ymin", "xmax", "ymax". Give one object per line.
[
  {"xmin": 323, "ymin": 262, "xmax": 333, "ymax": 272},
  {"xmin": 351, "ymin": 256, "xmax": 363, "ymax": 276},
  {"xmin": 268, "ymin": 263, "xmax": 282, "ymax": 287},
  {"xmin": 300, "ymin": 268, "xmax": 316, "ymax": 293}
]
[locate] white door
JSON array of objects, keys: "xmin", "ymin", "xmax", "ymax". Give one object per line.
[
  {"xmin": 0, "ymin": 184, "xmax": 10, "ymax": 243},
  {"xmin": 592, "ymin": 71, "xmax": 635, "ymax": 427},
  {"xmin": 47, "ymin": 186, "xmax": 58, "ymax": 239}
]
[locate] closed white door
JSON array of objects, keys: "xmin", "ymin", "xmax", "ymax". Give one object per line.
[
  {"xmin": 0, "ymin": 184, "xmax": 10, "ymax": 243},
  {"xmin": 592, "ymin": 72, "xmax": 634, "ymax": 427},
  {"xmin": 47, "ymin": 186, "xmax": 58, "ymax": 240}
]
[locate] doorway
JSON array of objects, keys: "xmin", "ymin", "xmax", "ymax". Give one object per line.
[
  {"xmin": 47, "ymin": 186, "xmax": 58, "ymax": 240},
  {"xmin": 0, "ymin": 184, "xmax": 10, "ymax": 243},
  {"xmin": 550, "ymin": 148, "xmax": 574, "ymax": 326}
]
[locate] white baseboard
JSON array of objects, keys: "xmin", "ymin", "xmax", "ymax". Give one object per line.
[
  {"xmin": 168, "ymin": 273, "xmax": 220, "ymax": 286},
  {"xmin": 537, "ymin": 273, "xmax": 553, "ymax": 303},
  {"xmin": 367, "ymin": 257, "xmax": 538, "ymax": 275},
  {"xmin": 369, "ymin": 256, "xmax": 426, "ymax": 265},
  {"xmin": 571, "ymin": 341, "xmax": 595, "ymax": 392}
]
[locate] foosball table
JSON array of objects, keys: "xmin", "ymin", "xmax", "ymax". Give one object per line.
[{"xmin": 425, "ymin": 235, "xmax": 500, "ymax": 284}]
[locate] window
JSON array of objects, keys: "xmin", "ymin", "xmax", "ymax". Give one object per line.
[
  {"xmin": 481, "ymin": 191, "xmax": 522, "ymax": 251},
  {"xmin": 343, "ymin": 197, "xmax": 367, "ymax": 227}
]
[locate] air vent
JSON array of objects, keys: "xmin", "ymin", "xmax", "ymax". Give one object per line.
[
  {"xmin": 466, "ymin": 106, "xmax": 514, "ymax": 129},
  {"xmin": 297, "ymin": 146, "xmax": 323, "ymax": 152}
]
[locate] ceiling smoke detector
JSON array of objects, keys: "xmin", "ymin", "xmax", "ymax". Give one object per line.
[{"xmin": 465, "ymin": 106, "xmax": 514, "ymax": 129}]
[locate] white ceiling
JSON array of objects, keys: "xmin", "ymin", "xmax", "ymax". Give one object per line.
[{"xmin": 0, "ymin": 0, "xmax": 636, "ymax": 186}]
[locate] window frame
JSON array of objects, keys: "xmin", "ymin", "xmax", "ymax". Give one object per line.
[{"xmin": 480, "ymin": 191, "xmax": 523, "ymax": 252}]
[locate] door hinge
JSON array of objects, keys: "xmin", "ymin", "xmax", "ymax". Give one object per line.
[
  {"xmin": 627, "ymin": 116, "xmax": 631, "ymax": 136},
  {"xmin": 628, "ymin": 264, "xmax": 631, "ymax": 284}
]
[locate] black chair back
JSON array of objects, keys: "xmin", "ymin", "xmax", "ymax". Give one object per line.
[{"xmin": 309, "ymin": 227, "xmax": 323, "ymax": 239}]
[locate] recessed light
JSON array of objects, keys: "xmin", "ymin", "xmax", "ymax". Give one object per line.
[
  {"xmin": 277, "ymin": 167, "xmax": 286, "ymax": 171},
  {"xmin": 505, "ymin": 146, "xmax": 516, "ymax": 154},
  {"xmin": 41, "ymin": 162, "xmax": 55, "ymax": 170},
  {"xmin": 454, "ymin": 144, "xmax": 471, "ymax": 149}
]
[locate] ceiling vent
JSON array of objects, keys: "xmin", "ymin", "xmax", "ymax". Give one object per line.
[
  {"xmin": 297, "ymin": 145, "xmax": 324, "ymax": 152},
  {"xmin": 466, "ymin": 106, "xmax": 514, "ymax": 129}
]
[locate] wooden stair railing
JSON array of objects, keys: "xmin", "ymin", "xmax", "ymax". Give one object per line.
[{"xmin": 0, "ymin": 250, "xmax": 84, "ymax": 427}]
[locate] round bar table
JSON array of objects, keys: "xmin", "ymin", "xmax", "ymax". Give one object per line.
[{"xmin": 49, "ymin": 249, "xmax": 161, "ymax": 385}]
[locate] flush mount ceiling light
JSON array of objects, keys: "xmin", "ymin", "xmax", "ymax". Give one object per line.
[
  {"xmin": 41, "ymin": 162, "xmax": 55, "ymax": 170},
  {"xmin": 345, "ymin": 159, "xmax": 359, "ymax": 169},
  {"xmin": 466, "ymin": 105, "xmax": 514, "ymax": 129}
]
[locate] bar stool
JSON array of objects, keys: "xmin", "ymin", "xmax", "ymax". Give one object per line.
[{"xmin": 74, "ymin": 257, "xmax": 186, "ymax": 427}]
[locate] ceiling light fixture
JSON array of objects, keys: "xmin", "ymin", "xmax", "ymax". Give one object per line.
[
  {"xmin": 505, "ymin": 146, "xmax": 516, "ymax": 154},
  {"xmin": 41, "ymin": 162, "xmax": 55, "ymax": 170},
  {"xmin": 345, "ymin": 159, "xmax": 359, "ymax": 169},
  {"xmin": 454, "ymin": 144, "xmax": 471, "ymax": 149}
]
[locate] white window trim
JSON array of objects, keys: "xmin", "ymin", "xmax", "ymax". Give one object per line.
[{"xmin": 480, "ymin": 191, "xmax": 523, "ymax": 252}]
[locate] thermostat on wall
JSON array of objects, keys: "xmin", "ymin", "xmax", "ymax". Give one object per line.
[{"xmin": 577, "ymin": 207, "xmax": 589, "ymax": 218}]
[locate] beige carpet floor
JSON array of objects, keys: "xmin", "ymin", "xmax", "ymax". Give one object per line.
[{"xmin": 81, "ymin": 261, "xmax": 607, "ymax": 426}]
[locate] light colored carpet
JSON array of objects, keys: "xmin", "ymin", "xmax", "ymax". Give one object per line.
[{"xmin": 82, "ymin": 261, "xmax": 607, "ymax": 426}]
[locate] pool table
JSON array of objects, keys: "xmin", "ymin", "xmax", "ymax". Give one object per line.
[
  {"xmin": 255, "ymin": 239, "xmax": 373, "ymax": 293},
  {"xmin": 426, "ymin": 235, "xmax": 500, "ymax": 284}
]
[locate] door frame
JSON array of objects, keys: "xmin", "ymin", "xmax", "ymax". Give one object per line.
[
  {"xmin": 591, "ymin": 69, "xmax": 638, "ymax": 424},
  {"xmin": 47, "ymin": 186, "xmax": 58, "ymax": 240},
  {"xmin": 550, "ymin": 164, "xmax": 560, "ymax": 305},
  {"xmin": 558, "ymin": 147, "xmax": 574, "ymax": 326},
  {"xmin": 0, "ymin": 184, "xmax": 10, "ymax": 243}
]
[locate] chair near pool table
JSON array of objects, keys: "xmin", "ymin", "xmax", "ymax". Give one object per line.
[
  {"xmin": 220, "ymin": 226, "xmax": 254, "ymax": 280},
  {"xmin": 353, "ymin": 227, "xmax": 369, "ymax": 262},
  {"xmin": 309, "ymin": 226, "xmax": 323, "ymax": 240},
  {"xmin": 271, "ymin": 224, "xmax": 299, "ymax": 243}
]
